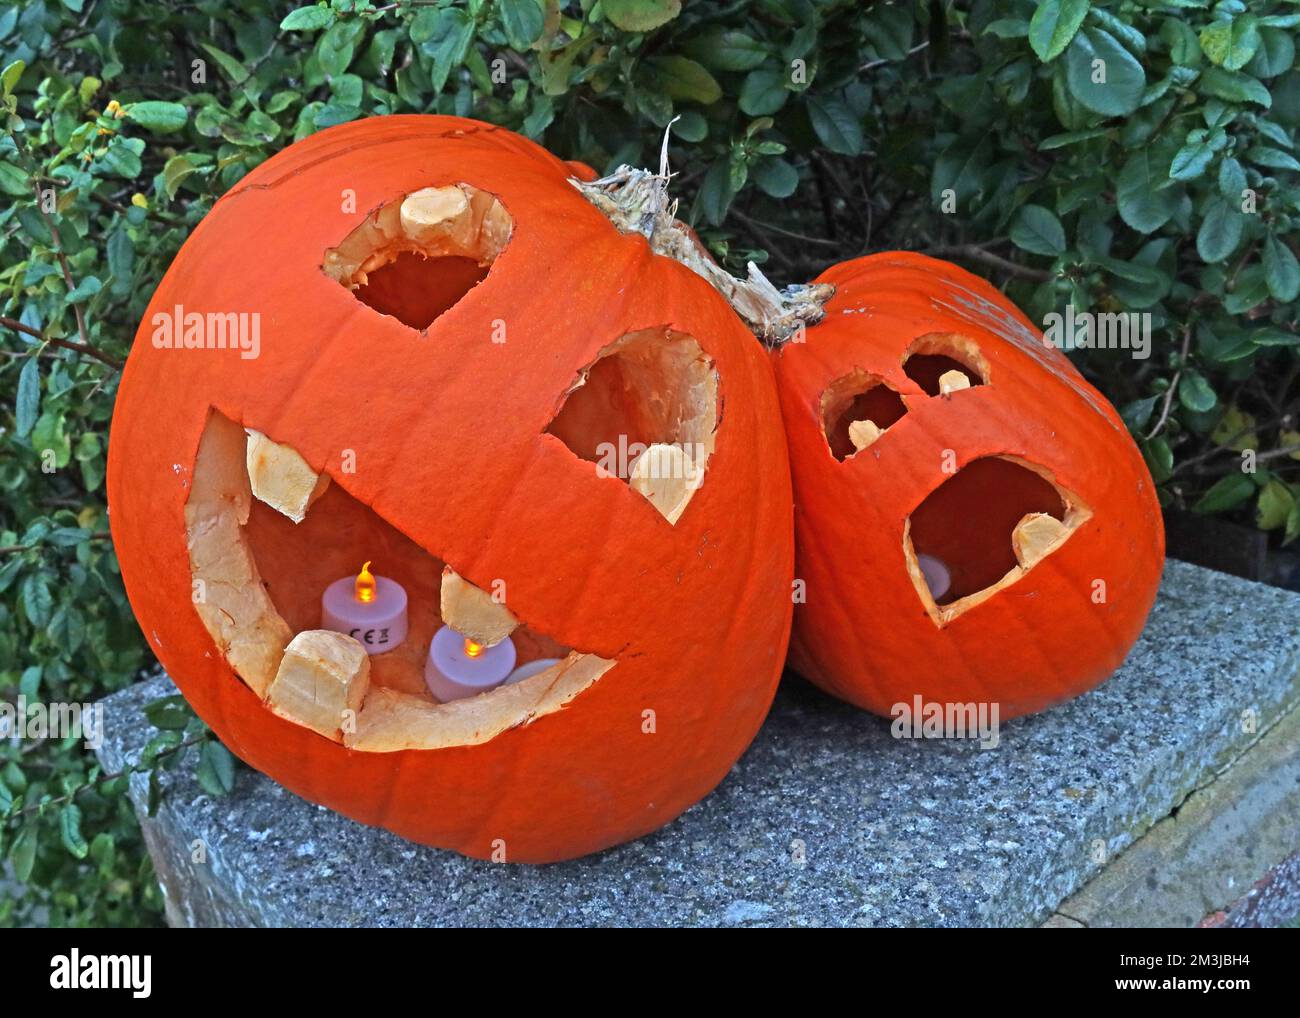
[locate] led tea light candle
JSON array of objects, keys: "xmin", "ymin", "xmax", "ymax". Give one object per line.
[
  {"xmin": 503, "ymin": 657, "xmax": 563, "ymax": 686},
  {"xmin": 321, "ymin": 561, "xmax": 409, "ymax": 654},
  {"xmin": 917, "ymin": 553, "xmax": 951, "ymax": 601},
  {"xmin": 425, "ymin": 626, "xmax": 517, "ymax": 702}
]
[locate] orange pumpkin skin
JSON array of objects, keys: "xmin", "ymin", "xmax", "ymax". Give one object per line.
[
  {"xmin": 773, "ymin": 252, "xmax": 1164, "ymax": 720},
  {"xmin": 107, "ymin": 116, "xmax": 794, "ymax": 862}
]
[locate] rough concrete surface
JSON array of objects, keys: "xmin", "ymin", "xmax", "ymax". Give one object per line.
[
  {"xmin": 95, "ymin": 560, "xmax": 1300, "ymax": 927},
  {"xmin": 1053, "ymin": 702, "xmax": 1300, "ymax": 927}
]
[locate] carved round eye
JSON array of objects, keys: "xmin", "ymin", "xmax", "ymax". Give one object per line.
[{"xmin": 546, "ymin": 327, "xmax": 718, "ymax": 524}]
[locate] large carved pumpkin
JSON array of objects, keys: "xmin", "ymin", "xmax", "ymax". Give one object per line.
[
  {"xmin": 107, "ymin": 116, "xmax": 794, "ymax": 862},
  {"xmin": 772, "ymin": 252, "xmax": 1164, "ymax": 719}
]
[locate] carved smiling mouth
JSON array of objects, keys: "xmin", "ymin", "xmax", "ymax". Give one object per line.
[{"xmin": 184, "ymin": 412, "xmax": 614, "ymax": 753}]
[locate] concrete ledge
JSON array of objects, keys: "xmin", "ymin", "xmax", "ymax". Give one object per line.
[
  {"xmin": 96, "ymin": 560, "xmax": 1300, "ymax": 927},
  {"xmin": 1050, "ymin": 702, "xmax": 1300, "ymax": 927}
]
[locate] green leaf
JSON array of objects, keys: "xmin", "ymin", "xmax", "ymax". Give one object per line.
[
  {"xmin": 162, "ymin": 154, "xmax": 200, "ymax": 199},
  {"xmin": 1170, "ymin": 136, "xmax": 1213, "ymax": 180},
  {"xmin": 984, "ymin": 19, "xmax": 1029, "ymax": 40},
  {"xmin": 20, "ymin": 572, "xmax": 52, "ymax": 627},
  {"xmin": 15, "ymin": 357, "xmax": 39, "ymax": 438},
  {"xmin": 1194, "ymin": 472, "xmax": 1256, "ymax": 513},
  {"xmin": 1065, "ymin": 27, "xmax": 1146, "ymax": 117},
  {"xmin": 280, "ymin": 5, "xmax": 333, "ymax": 32},
  {"xmin": 1249, "ymin": 146, "xmax": 1300, "ymax": 172},
  {"xmin": 1285, "ymin": 504, "xmax": 1300, "ymax": 546},
  {"xmin": 421, "ymin": 8, "xmax": 474, "ymax": 93},
  {"xmin": 1010, "ymin": 204, "xmax": 1066, "ymax": 256},
  {"xmin": 107, "ymin": 227, "xmax": 134, "ymax": 294},
  {"xmin": 1120, "ymin": 395, "xmax": 1158, "ymax": 431},
  {"xmin": 753, "ymin": 157, "xmax": 799, "ymax": 198},
  {"xmin": 1200, "ymin": 66, "xmax": 1271, "ymax": 108},
  {"xmin": 1196, "ymin": 199, "xmax": 1245, "ymax": 263},
  {"xmin": 685, "ymin": 30, "xmax": 768, "ymax": 72},
  {"xmin": 1, "ymin": 58, "xmax": 24, "ymax": 96},
  {"xmin": 1218, "ymin": 156, "xmax": 1247, "ymax": 198},
  {"xmin": 1142, "ymin": 437, "xmax": 1174, "ymax": 483},
  {"xmin": 739, "ymin": 67, "xmax": 787, "ymax": 116},
  {"xmin": 603, "ymin": 0, "xmax": 681, "ymax": 33},
  {"xmin": 1028, "ymin": 0, "xmax": 1090, "ymax": 63},
  {"xmin": 499, "ymin": 0, "xmax": 544, "ymax": 50},
  {"xmin": 1252, "ymin": 327, "xmax": 1300, "ymax": 347},
  {"xmin": 60, "ymin": 803, "xmax": 89, "ymax": 859},
  {"xmin": 1200, "ymin": 16, "xmax": 1261, "ymax": 72},
  {"xmin": 1247, "ymin": 27, "xmax": 1296, "ymax": 79},
  {"xmin": 1257, "ymin": 479, "xmax": 1296, "ymax": 530},
  {"xmin": 806, "ymin": 95, "xmax": 864, "ymax": 156},
  {"xmin": 1179, "ymin": 368, "xmax": 1217, "ymax": 413},
  {"xmin": 66, "ymin": 276, "xmax": 101, "ymax": 303},
  {"xmin": 0, "ymin": 161, "xmax": 27, "ymax": 197},
  {"xmin": 98, "ymin": 136, "xmax": 145, "ymax": 179},
  {"xmin": 671, "ymin": 111, "xmax": 707, "ymax": 142},
  {"xmin": 695, "ymin": 158, "xmax": 734, "ymax": 226},
  {"xmin": 1039, "ymin": 127, "xmax": 1110, "ymax": 150},
  {"xmin": 196, "ymin": 741, "xmax": 236, "ymax": 797},
  {"xmin": 125, "ymin": 100, "xmax": 187, "ymax": 134},
  {"xmin": 1263, "ymin": 234, "xmax": 1300, "ymax": 302},
  {"xmin": 650, "ymin": 56, "xmax": 721, "ymax": 104},
  {"xmin": 144, "ymin": 696, "xmax": 192, "ymax": 731},
  {"xmin": 10, "ymin": 825, "xmax": 37, "ymax": 882},
  {"xmin": 199, "ymin": 43, "xmax": 250, "ymax": 85}
]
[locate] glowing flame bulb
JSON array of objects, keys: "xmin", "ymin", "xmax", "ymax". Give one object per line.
[
  {"xmin": 354, "ymin": 561, "xmax": 377, "ymax": 604},
  {"xmin": 463, "ymin": 638, "xmax": 484, "ymax": 659}
]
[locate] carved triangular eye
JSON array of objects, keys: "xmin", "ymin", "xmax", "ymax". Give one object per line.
[
  {"xmin": 545, "ymin": 327, "xmax": 718, "ymax": 524},
  {"xmin": 821, "ymin": 370, "xmax": 908, "ymax": 460},
  {"xmin": 323, "ymin": 184, "xmax": 511, "ymax": 331},
  {"xmin": 903, "ymin": 456, "xmax": 1091, "ymax": 624}
]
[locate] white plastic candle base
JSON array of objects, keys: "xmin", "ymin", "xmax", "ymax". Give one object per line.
[
  {"xmin": 424, "ymin": 625, "xmax": 517, "ymax": 703},
  {"xmin": 917, "ymin": 553, "xmax": 952, "ymax": 601},
  {"xmin": 503, "ymin": 657, "xmax": 563, "ymax": 686},
  {"xmin": 320, "ymin": 575, "xmax": 408, "ymax": 655}
]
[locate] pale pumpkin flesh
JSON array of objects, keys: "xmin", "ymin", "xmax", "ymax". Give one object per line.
[{"xmin": 186, "ymin": 410, "xmax": 615, "ymax": 752}]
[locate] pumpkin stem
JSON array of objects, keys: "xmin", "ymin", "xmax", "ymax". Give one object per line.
[{"xmin": 572, "ymin": 156, "xmax": 834, "ymax": 347}]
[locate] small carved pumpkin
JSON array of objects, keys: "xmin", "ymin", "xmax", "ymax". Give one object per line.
[
  {"xmin": 107, "ymin": 116, "xmax": 794, "ymax": 862},
  {"xmin": 771, "ymin": 252, "xmax": 1164, "ymax": 719}
]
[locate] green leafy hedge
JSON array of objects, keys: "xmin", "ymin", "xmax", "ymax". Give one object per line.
[{"xmin": 2, "ymin": 0, "xmax": 1297, "ymax": 925}]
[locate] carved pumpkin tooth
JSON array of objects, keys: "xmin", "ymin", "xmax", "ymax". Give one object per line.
[
  {"xmin": 628, "ymin": 443, "xmax": 693, "ymax": 524},
  {"xmin": 938, "ymin": 369, "xmax": 971, "ymax": 395},
  {"xmin": 244, "ymin": 428, "xmax": 329, "ymax": 524},
  {"xmin": 1012, "ymin": 512, "xmax": 1070, "ymax": 569},
  {"xmin": 267, "ymin": 630, "xmax": 371, "ymax": 742},
  {"xmin": 439, "ymin": 567, "xmax": 518, "ymax": 648},
  {"xmin": 399, "ymin": 185, "xmax": 470, "ymax": 239},
  {"xmin": 847, "ymin": 419, "xmax": 882, "ymax": 451}
]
